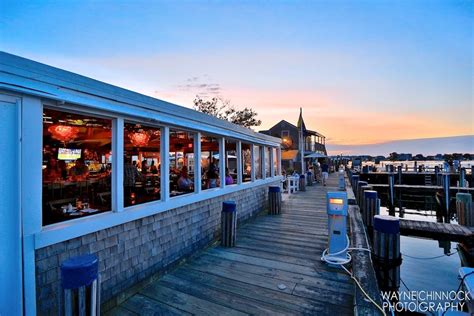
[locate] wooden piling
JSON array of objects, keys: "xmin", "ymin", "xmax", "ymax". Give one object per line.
[
  {"xmin": 456, "ymin": 193, "xmax": 473, "ymax": 226},
  {"xmin": 221, "ymin": 201, "xmax": 237, "ymax": 247},
  {"xmin": 356, "ymin": 181, "xmax": 368, "ymax": 207},
  {"xmin": 388, "ymin": 173, "xmax": 395, "ymax": 213},
  {"xmin": 460, "ymin": 168, "xmax": 466, "ymax": 188},
  {"xmin": 268, "ymin": 186, "xmax": 282, "ymax": 215},
  {"xmin": 363, "ymin": 190, "xmax": 380, "ymax": 229},
  {"xmin": 435, "ymin": 166, "xmax": 440, "ymax": 185},
  {"xmin": 352, "ymin": 174, "xmax": 360, "ymax": 191},
  {"xmin": 306, "ymin": 172, "xmax": 313, "ymax": 186},
  {"xmin": 299, "ymin": 174, "xmax": 306, "ymax": 191},
  {"xmin": 373, "ymin": 215, "xmax": 401, "ymax": 291},
  {"xmin": 442, "ymin": 173, "xmax": 450, "ymax": 215}
]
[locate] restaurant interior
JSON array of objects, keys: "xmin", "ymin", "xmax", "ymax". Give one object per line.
[{"xmin": 42, "ymin": 109, "xmax": 258, "ymax": 226}]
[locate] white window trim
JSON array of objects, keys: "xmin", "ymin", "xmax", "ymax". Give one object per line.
[{"xmin": 26, "ymin": 101, "xmax": 281, "ymax": 249}]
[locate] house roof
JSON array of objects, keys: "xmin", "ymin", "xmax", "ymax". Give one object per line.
[
  {"xmin": 281, "ymin": 150, "xmax": 299, "ymax": 161},
  {"xmin": 0, "ymin": 51, "xmax": 281, "ymax": 146}
]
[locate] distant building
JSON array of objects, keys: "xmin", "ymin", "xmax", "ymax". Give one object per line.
[{"xmin": 260, "ymin": 108, "xmax": 326, "ymax": 173}]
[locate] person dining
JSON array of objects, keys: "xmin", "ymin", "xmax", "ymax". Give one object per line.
[
  {"xmin": 178, "ymin": 166, "xmax": 193, "ymax": 192},
  {"xmin": 206, "ymin": 160, "xmax": 219, "ymax": 189},
  {"xmin": 141, "ymin": 159, "xmax": 149, "ymax": 174},
  {"xmin": 150, "ymin": 160, "xmax": 158, "ymax": 174},
  {"xmin": 69, "ymin": 158, "xmax": 89, "ymax": 180},
  {"xmin": 43, "ymin": 157, "xmax": 62, "ymax": 181},
  {"xmin": 225, "ymin": 168, "xmax": 234, "ymax": 185}
]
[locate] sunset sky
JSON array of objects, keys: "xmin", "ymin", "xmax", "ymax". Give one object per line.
[{"xmin": 1, "ymin": 0, "xmax": 472, "ymax": 150}]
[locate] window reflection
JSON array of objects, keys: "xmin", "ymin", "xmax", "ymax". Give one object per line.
[
  {"xmin": 42, "ymin": 108, "xmax": 112, "ymax": 226},
  {"xmin": 273, "ymin": 147, "xmax": 278, "ymax": 176},
  {"xmin": 170, "ymin": 129, "xmax": 195, "ymax": 196},
  {"xmin": 241, "ymin": 143, "xmax": 252, "ymax": 182},
  {"xmin": 224, "ymin": 140, "xmax": 237, "ymax": 185},
  {"xmin": 265, "ymin": 147, "xmax": 271, "ymax": 178},
  {"xmin": 124, "ymin": 123, "xmax": 161, "ymax": 207},
  {"xmin": 254, "ymin": 145, "xmax": 262, "ymax": 179},
  {"xmin": 201, "ymin": 135, "xmax": 220, "ymax": 190}
]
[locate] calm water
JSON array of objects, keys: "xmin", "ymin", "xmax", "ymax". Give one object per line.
[{"xmin": 379, "ymin": 207, "xmax": 464, "ymax": 313}]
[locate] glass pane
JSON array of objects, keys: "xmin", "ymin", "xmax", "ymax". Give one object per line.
[
  {"xmin": 201, "ymin": 135, "xmax": 220, "ymax": 190},
  {"xmin": 265, "ymin": 147, "xmax": 270, "ymax": 178},
  {"xmin": 170, "ymin": 129, "xmax": 195, "ymax": 197},
  {"xmin": 124, "ymin": 122, "xmax": 161, "ymax": 207},
  {"xmin": 225, "ymin": 140, "xmax": 237, "ymax": 185},
  {"xmin": 241, "ymin": 143, "xmax": 252, "ymax": 182},
  {"xmin": 254, "ymin": 145, "xmax": 262, "ymax": 179},
  {"xmin": 42, "ymin": 108, "xmax": 112, "ymax": 226}
]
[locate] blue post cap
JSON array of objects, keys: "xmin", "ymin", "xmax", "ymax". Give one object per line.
[
  {"xmin": 269, "ymin": 186, "xmax": 281, "ymax": 193},
  {"xmin": 373, "ymin": 215, "xmax": 400, "ymax": 234},
  {"xmin": 357, "ymin": 181, "xmax": 368, "ymax": 187},
  {"xmin": 222, "ymin": 200, "xmax": 237, "ymax": 212},
  {"xmin": 61, "ymin": 254, "xmax": 98, "ymax": 290},
  {"xmin": 307, "ymin": 171, "xmax": 312, "ymax": 176},
  {"xmin": 352, "ymin": 175, "xmax": 360, "ymax": 180},
  {"xmin": 299, "ymin": 174, "xmax": 305, "ymax": 179},
  {"xmin": 364, "ymin": 190, "xmax": 378, "ymax": 199}
]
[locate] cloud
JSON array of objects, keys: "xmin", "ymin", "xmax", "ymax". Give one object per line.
[{"xmin": 176, "ymin": 76, "xmax": 222, "ymax": 98}]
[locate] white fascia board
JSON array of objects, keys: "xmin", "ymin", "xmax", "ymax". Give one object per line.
[
  {"xmin": 0, "ymin": 77, "xmax": 279, "ymax": 147},
  {"xmin": 0, "ymin": 54, "xmax": 280, "ymax": 144}
]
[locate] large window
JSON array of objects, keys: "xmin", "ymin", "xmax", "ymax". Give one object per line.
[
  {"xmin": 170, "ymin": 129, "xmax": 195, "ymax": 197},
  {"xmin": 225, "ymin": 140, "xmax": 237, "ymax": 185},
  {"xmin": 254, "ymin": 145, "xmax": 262, "ymax": 180},
  {"xmin": 124, "ymin": 122, "xmax": 161, "ymax": 207},
  {"xmin": 42, "ymin": 108, "xmax": 112, "ymax": 225},
  {"xmin": 264, "ymin": 146, "xmax": 271, "ymax": 178},
  {"xmin": 241, "ymin": 143, "xmax": 252, "ymax": 182},
  {"xmin": 201, "ymin": 135, "xmax": 220, "ymax": 190}
]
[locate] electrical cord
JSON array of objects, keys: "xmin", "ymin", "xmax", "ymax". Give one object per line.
[
  {"xmin": 320, "ymin": 233, "xmax": 386, "ymax": 315},
  {"xmin": 401, "ymin": 249, "xmax": 459, "ymax": 260}
]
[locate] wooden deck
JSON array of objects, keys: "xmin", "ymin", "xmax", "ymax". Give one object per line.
[{"xmin": 107, "ymin": 174, "xmax": 355, "ymax": 315}]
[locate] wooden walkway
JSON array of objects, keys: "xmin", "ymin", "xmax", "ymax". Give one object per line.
[
  {"xmin": 107, "ymin": 174, "xmax": 354, "ymax": 315},
  {"xmin": 399, "ymin": 219, "xmax": 474, "ymax": 242}
]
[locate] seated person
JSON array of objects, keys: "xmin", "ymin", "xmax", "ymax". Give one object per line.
[
  {"xmin": 178, "ymin": 166, "xmax": 193, "ymax": 192},
  {"xmin": 206, "ymin": 163, "xmax": 219, "ymax": 188},
  {"xmin": 150, "ymin": 160, "xmax": 159, "ymax": 174},
  {"xmin": 43, "ymin": 157, "xmax": 62, "ymax": 181},
  {"xmin": 225, "ymin": 168, "xmax": 234, "ymax": 185},
  {"xmin": 69, "ymin": 158, "xmax": 89, "ymax": 180}
]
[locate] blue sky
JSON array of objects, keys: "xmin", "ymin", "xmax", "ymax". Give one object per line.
[{"xmin": 1, "ymin": 0, "xmax": 472, "ymax": 151}]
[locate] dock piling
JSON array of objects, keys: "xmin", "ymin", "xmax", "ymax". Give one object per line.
[
  {"xmin": 456, "ymin": 193, "xmax": 473, "ymax": 226},
  {"xmin": 221, "ymin": 201, "xmax": 237, "ymax": 247},
  {"xmin": 363, "ymin": 190, "xmax": 380, "ymax": 229},
  {"xmin": 373, "ymin": 215, "xmax": 401, "ymax": 291},
  {"xmin": 299, "ymin": 174, "xmax": 306, "ymax": 191},
  {"xmin": 268, "ymin": 186, "xmax": 282, "ymax": 215},
  {"xmin": 388, "ymin": 173, "xmax": 395, "ymax": 214}
]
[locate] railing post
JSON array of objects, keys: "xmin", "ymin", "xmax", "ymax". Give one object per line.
[{"xmin": 221, "ymin": 201, "xmax": 237, "ymax": 247}]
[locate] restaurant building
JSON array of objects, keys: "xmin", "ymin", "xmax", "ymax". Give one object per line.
[
  {"xmin": 0, "ymin": 52, "xmax": 282, "ymax": 315},
  {"xmin": 260, "ymin": 109, "xmax": 327, "ymax": 173}
]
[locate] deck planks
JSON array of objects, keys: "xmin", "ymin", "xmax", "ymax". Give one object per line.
[{"xmin": 112, "ymin": 174, "xmax": 354, "ymax": 316}]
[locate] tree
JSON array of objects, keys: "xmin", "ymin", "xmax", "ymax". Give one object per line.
[
  {"xmin": 388, "ymin": 152, "xmax": 399, "ymax": 161},
  {"xmin": 193, "ymin": 96, "xmax": 262, "ymax": 129}
]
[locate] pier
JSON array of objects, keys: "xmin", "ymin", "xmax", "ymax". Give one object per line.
[
  {"xmin": 399, "ymin": 219, "xmax": 474, "ymax": 242},
  {"xmin": 106, "ymin": 174, "xmax": 379, "ymax": 315}
]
